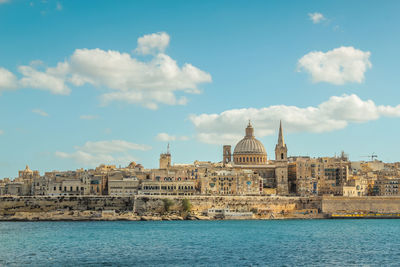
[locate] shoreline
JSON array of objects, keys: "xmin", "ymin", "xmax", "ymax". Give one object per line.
[{"xmin": 2, "ymin": 195, "xmax": 400, "ymax": 221}]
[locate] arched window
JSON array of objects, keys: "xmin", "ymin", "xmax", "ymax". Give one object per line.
[{"xmin": 281, "ymin": 153, "xmax": 284, "ymax": 160}]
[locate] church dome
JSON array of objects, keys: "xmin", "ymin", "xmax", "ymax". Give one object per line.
[
  {"xmin": 233, "ymin": 122, "xmax": 267, "ymax": 165},
  {"xmin": 234, "ymin": 137, "xmax": 266, "ymax": 154}
]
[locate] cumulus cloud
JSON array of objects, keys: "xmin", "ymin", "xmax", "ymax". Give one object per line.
[
  {"xmin": 69, "ymin": 48, "xmax": 210, "ymax": 109},
  {"xmin": 18, "ymin": 62, "xmax": 70, "ymax": 95},
  {"xmin": 80, "ymin": 115, "xmax": 98, "ymax": 120},
  {"xmin": 32, "ymin": 108, "xmax": 49, "ymax": 117},
  {"xmin": 189, "ymin": 94, "xmax": 400, "ymax": 144},
  {"xmin": 298, "ymin": 46, "xmax": 372, "ymax": 85},
  {"xmin": 0, "ymin": 67, "xmax": 18, "ymax": 92},
  {"xmin": 135, "ymin": 32, "xmax": 170, "ymax": 55},
  {"xmin": 308, "ymin": 12, "xmax": 325, "ymax": 24},
  {"xmin": 55, "ymin": 140, "xmax": 151, "ymax": 166},
  {"xmin": 0, "ymin": 32, "xmax": 211, "ymax": 109},
  {"xmin": 156, "ymin": 133, "xmax": 189, "ymax": 142}
]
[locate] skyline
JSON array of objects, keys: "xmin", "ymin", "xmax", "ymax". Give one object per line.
[{"xmin": 1, "ymin": 0, "xmax": 400, "ymax": 177}]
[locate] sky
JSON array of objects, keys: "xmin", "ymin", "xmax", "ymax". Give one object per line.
[{"xmin": 1, "ymin": 0, "xmax": 400, "ymax": 178}]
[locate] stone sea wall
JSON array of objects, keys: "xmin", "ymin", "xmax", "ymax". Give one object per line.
[
  {"xmin": 4, "ymin": 195, "xmax": 400, "ymax": 220},
  {"xmin": 322, "ymin": 196, "xmax": 400, "ymax": 214},
  {"xmin": 0, "ymin": 195, "xmax": 322, "ymax": 220}
]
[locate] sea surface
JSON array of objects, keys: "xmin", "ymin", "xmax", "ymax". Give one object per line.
[{"xmin": 1, "ymin": 219, "xmax": 400, "ymax": 266}]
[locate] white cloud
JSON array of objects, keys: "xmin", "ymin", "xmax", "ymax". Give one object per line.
[
  {"xmin": 70, "ymin": 49, "xmax": 210, "ymax": 109},
  {"xmin": 156, "ymin": 133, "xmax": 189, "ymax": 142},
  {"xmin": 0, "ymin": 0, "xmax": 10, "ymax": 4},
  {"xmin": 56, "ymin": 140, "xmax": 152, "ymax": 166},
  {"xmin": 189, "ymin": 94, "xmax": 400, "ymax": 144},
  {"xmin": 0, "ymin": 67, "xmax": 18, "ymax": 92},
  {"xmin": 18, "ymin": 62, "xmax": 70, "ymax": 95},
  {"xmin": 0, "ymin": 130, "xmax": 3, "ymax": 135},
  {"xmin": 308, "ymin": 12, "xmax": 325, "ymax": 24},
  {"xmin": 80, "ymin": 115, "xmax": 98, "ymax": 120},
  {"xmin": 298, "ymin": 46, "xmax": 372, "ymax": 85},
  {"xmin": 0, "ymin": 32, "xmax": 211, "ymax": 109},
  {"xmin": 135, "ymin": 32, "xmax": 170, "ymax": 55},
  {"xmin": 32, "ymin": 108, "xmax": 49, "ymax": 117}
]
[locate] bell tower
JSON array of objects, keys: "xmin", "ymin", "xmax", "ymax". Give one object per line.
[
  {"xmin": 274, "ymin": 121, "xmax": 289, "ymax": 195},
  {"xmin": 223, "ymin": 145, "xmax": 232, "ymax": 165},
  {"xmin": 275, "ymin": 120, "xmax": 287, "ymax": 161},
  {"xmin": 159, "ymin": 143, "xmax": 171, "ymax": 169}
]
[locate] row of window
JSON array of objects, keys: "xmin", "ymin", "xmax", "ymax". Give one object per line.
[
  {"xmin": 236, "ymin": 156, "xmax": 266, "ymax": 163},
  {"xmin": 142, "ymin": 185, "xmax": 194, "ymax": 190},
  {"xmin": 52, "ymin": 186, "xmax": 84, "ymax": 192}
]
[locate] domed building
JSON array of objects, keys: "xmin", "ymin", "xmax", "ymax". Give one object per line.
[
  {"xmin": 232, "ymin": 122, "xmax": 267, "ymax": 165},
  {"xmin": 222, "ymin": 121, "xmax": 289, "ymax": 195}
]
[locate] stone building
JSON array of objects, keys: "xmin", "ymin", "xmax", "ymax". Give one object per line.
[
  {"xmin": 14, "ymin": 165, "xmax": 40, "ymax": 195},
  {"xmin": 108, "ymin": 177, "xmax": 139, "ymax": 196},
  {"xmin": 200, "ymin": 169, "xmax": 262, "ymax": 196},
  {"xmin": 288, "ymin": 155, "xmax": 350, "ymax": 196},
  {"xmin": 139, "ymin": 180, "xmax": 196, "ymax": 196},
  {"xmin": 32, "ymin": 176, "xmax": 50, "ymax": 196},
  {"xmin": 343, "ymin": 178, "xmax": 371, "ymax": 197},
  {"xmin": 223, "ymin": 121, "xmax": 289, "ymax": 195},
  {"xmin": 48, "ymin": 179, "xmax": 87, "ymax": 196},
  {"xmin": 373, "ymin": 178, "xmax": 400, "ymax": 196}
]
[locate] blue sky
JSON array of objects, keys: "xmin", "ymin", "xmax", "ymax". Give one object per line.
[{"xmin": 1, "ymin": 0, "xmax": 400, "ymax": 178}]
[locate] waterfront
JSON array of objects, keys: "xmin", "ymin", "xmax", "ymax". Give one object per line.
[{"xmin": 1, "ymin": 220, "xmax": 400, "ymax": 266}]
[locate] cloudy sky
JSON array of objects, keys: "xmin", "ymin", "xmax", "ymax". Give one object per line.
[{"xmin": 1, "ymin": 0, "xmax": 400, "ymax": 178}]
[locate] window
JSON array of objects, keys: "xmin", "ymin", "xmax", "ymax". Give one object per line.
[{"xmin": 281, "ymin": 153, "xmax": 284, "ymax": 160}]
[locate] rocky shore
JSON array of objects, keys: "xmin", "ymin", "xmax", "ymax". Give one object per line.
[
  {"xmin": 0, "ymin": 210, "xmax": 214, "ymax": 221},
  {"xmin": 0, "ymin": 210, "xmax": 325, "ymax": 221}
]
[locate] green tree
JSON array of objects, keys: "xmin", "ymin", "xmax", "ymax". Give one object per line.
[
  {"xmin": 162, "ymin": 199, "xmax": 174, "ymax": 213},
  {"xmin": 182, "ymin": 199, "xmax": 192, "ymax": 212}
]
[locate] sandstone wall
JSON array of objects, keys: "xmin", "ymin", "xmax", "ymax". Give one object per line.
[
  {"xmin": 0, "ymin": 196, "xmax": 135, "ymax": 215},
  {"xmin": 322, "ymin": 196, "xmax": 400, "ymax": 213},
  {"xmin": 0, "ymin": 195, "xmax": 322, "ymax": 216}
]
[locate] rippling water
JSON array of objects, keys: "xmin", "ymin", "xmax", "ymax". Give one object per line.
[{"xmin": 1, "ymin": 220, "xmax": 400, "ymax": 266}]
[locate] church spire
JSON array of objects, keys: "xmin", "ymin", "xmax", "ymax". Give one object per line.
[
  {"xmin": 275, "ymin": 120, "xmax": 288, "ymax": 161},
  {"xmin": 277, "ymin": 120, "xmax": 285, "ymax": 147}
]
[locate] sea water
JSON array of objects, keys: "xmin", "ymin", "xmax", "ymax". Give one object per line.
[{"xmin": 1, "ymin": 220, "xmax": 400, "ymax": 266}]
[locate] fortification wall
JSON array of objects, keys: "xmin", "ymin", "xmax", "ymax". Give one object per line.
[
  {"xmin": 322, "ymin": 196, "xmax": 400, "ymax": 213},
  {"xmin": 135, "ymin": 195, "xmax": 321, "ymax": 214},
  {"xmin": 0, "ymin": 195, "xmax": 321, "ymax": 216},
  {"xmin": 0, "ymin": 196, "xmax": 135, "ymax": 215}
]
